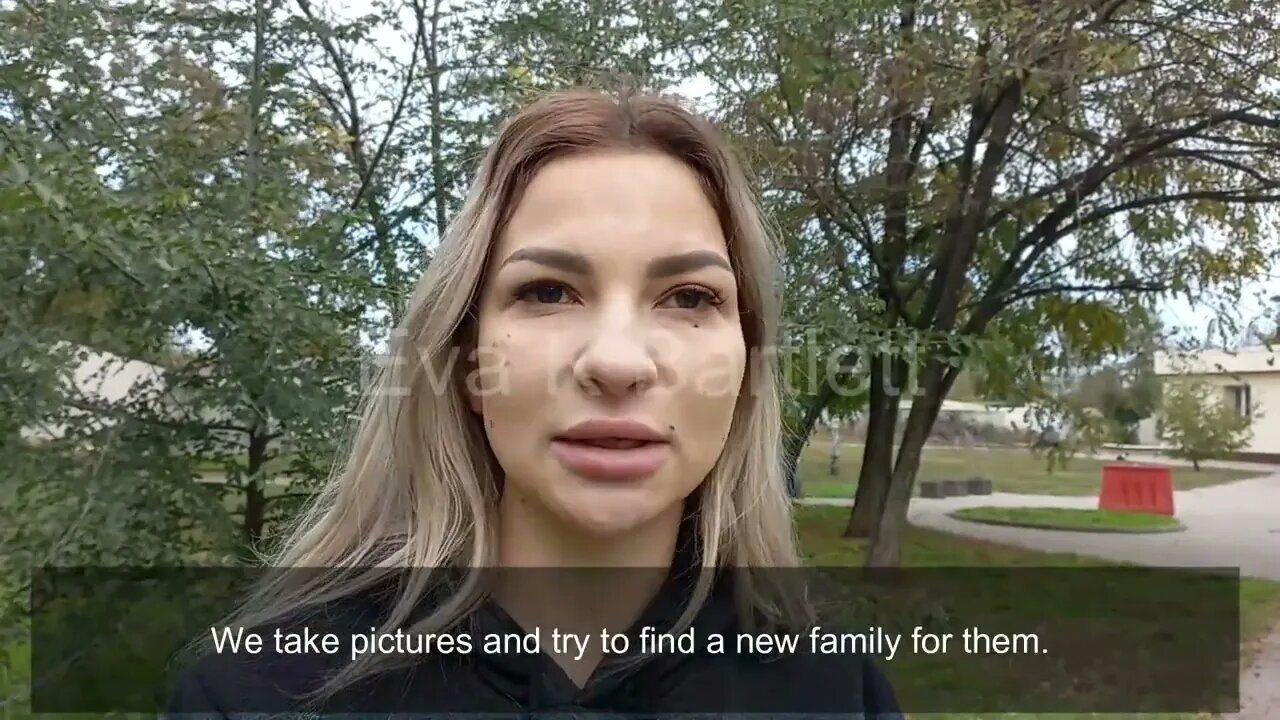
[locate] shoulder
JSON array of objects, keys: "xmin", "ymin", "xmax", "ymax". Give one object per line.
[
  {"xmin": 165, "ymin": 622, "xmax": 346, "ymax": 716},
  {"xmin": 723, "ymin": 641, "xmax": 903, "ymax": 717},
  {"xmin": 792, "ymin": 649, "xmax": 902, "ymax": 717},
  {"xmin": 786, "ymin": 650, "xmax": 903, "ymax": 718},
  {"xmin": 853, "ymin": 652, "xmax": 904, "ymax": 718},
  {"xmin": 164, "ymin": 646, "xmax": 323, "ymax": 717},
  {"xmin": 164, "ymin": 594, "xmax": 388, "ymax": 717}
]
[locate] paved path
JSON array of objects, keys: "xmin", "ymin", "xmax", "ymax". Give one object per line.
[
  {"xmin": 801, "ymin": 472, "xmax": 1280, "ymax": 719},
  {"xmin": 826, "ymin": 443, "xmax": 1280, "ymax": 473},
  {"xmin": 1226, "ymin": 624, "xmax": 1280, "ymax": 720},
  {"xmin": 801, "ymin": 474, "xmax": 1280, "ymax": 579}
]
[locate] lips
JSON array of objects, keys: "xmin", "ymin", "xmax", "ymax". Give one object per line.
[
  {"xmin": 551, "ymin": 419, "xmax": 671, "ymax": 481},
  {"xmin": 569, "ymin": 438, "xmax": 651, "ymax": 450}
]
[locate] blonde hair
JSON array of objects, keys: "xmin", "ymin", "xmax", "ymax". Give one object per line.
[{"xmin": 227, "ymin": 85, "xmax": 808, "ymax": 697}]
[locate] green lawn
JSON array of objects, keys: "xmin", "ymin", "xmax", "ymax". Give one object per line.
[
  {"xmin": 193, "ymin": 451, "xmax": 303, "ymax": 474},
  {"xmin": 3, "ymin": 508, "xmax": 1277, "ymax": 720},
  {"xmin": 950, "ymin": 506, "xmax": 1183, "ymax": 532},
  {"xmin": 795, "ymin": 505, "xmax": 1280, "ymax": 720},
  {"xmin": 799, "ymin": 504, "xmax": 1278, "ymax": 654},
  {"xmin": 800, "ymin": 441, "xmax": 1263, "ymax": 498}
]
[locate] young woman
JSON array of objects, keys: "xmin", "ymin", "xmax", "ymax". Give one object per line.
[{"xmin": 168, "ymin": 87, "xmax": 902, "ymax": 718}]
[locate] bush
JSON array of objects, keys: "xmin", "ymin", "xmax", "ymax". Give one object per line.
[{"xmin": 1159, "ymin": 381, "xmax": 1253, "ymax": 470}]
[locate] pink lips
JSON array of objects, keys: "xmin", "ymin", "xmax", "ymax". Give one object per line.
[{"xmin": 551, "ymin": 419, "xmax": 671, "ymax": 481}]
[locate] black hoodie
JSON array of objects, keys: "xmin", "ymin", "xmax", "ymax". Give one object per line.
[{"xmin": 166, "ymin": 520, "xmax": 903, "ymax": 718}]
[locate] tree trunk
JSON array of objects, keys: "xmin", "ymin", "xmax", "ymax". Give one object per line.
[
  {"xmin": 845, "ymin": 354, "xmax": 902, "ymax": 538},
  {"xmin": 782, "ymin": 431, "xmax": 805, "ymax": 499},
  {"xmin": 242, "ymin": 427, "xmax": 270, "ymax": 548},
  {"xmin": 241, "ymin": 0, "xmax": 267, "ymax": 556},
  {"xmin": 866, "ymin": 398, "xmax": 937, "ymax": 565},
  {"xmin": 427, "ymin": 0, "xmax": 448, "ymax": 242},
  {"xmin": 243, "ymin": 479, "xmax": 266, "ymax": 549},
  {"xmin": 828, "ymin": 423, "xmax": 841, "ymax": 476},
  {"xmin": 782, "ymin": 384, "xmax": 837, "ymax": 498},
  {"xmin": 867, "ymin": 362, "xmax": 952, "ymax": 566}
]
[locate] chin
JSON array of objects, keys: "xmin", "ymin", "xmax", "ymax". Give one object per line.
[{"xmin": 550, "ymin": 483, "xmax": 683, "ymax": 538}]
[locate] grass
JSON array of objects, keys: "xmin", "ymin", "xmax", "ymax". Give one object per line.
[
  {"xmin": 800, "ymin": 441, "xmax": 1262, "ymax": 498},
  {"xmin": 798, "ymin": 504, "xmax": 1278, "ymax": 646},
  {"xmin": 949, "ymin": 506, "xmax": 1183, "ymax": 532},
  {"xmin": 794, "ymin": 505, "xmax": 1280, "ymax": 720},
  {"xmin": 192, "ymin": 451, "xmax": 302, "ymax": 474},
  {"xmin": 3, "ymin": 508, "xmax": 1277, "ymax": 720}
]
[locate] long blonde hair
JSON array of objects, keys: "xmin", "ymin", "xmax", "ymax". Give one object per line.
[{"xmin": 229, "ymin": 85, "xmax": 808, "ymax": 695}]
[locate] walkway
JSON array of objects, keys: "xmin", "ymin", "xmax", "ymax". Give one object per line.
[
  {"xmin": 801, "ymin": 473, "xmax": 1280, "ymax": 580},
  {"xmin": 800, "ymin": 471, "xmax": 1280, "ymax": 720}
]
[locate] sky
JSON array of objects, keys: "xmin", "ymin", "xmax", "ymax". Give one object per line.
[
  {"xmin": 336, "ymin": 0, "xmax": 1280, "ymax": 350},
  {"xmin": 1162, "ymin": 275, "xmax": 1280, "ymax": 346}
]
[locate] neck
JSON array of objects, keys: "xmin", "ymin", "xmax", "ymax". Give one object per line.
[{"xmin": 492, "ymin": 487, "xmax": 688, "ymax": 684}]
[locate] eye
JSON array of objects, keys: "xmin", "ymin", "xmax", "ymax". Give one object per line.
[
  {"xmin": 514, "ymin": 280, "xmax": 576, "ymax": 305},
  {"xmin": 661, "ymin": 286, "xmax": 722, "ymax": 311}
]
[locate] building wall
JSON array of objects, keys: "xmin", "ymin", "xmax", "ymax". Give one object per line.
[
  {"xmin": 1152, "ymin": 346, "xmax": 1280, "ymax": 458},
  {"xmin": 69, "ymin": 349, "xmax": 168, "ymax": 404},
  {"xmin": 1135, "ymin": 416, "xmax": 1160, "ymax": 445},
  {"xmin": 1156, "ymin": 371, "xmax": 1280, "ymax": 456},
  {"xmin": 1154, "ymin": 346, "xmax": 1280, "ymax": 375},
  {"xmin": 21, "ymin": 348, "xmax": 168, "ymax": 443}
]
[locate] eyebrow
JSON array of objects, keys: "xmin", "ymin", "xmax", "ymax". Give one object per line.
[{"xmin": 499, "ymin": 247, "xmax": 734, "ymax": 279}]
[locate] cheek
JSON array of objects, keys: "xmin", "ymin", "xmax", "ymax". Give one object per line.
[
  {"xmin": 669, "ymin": 327, "xmax": 747, "ymax": 400},
  {"xmin": 466, "ymin": 336, "xmax": 510, "ymax": 404},
  {"xmin": 469, "ymin": 325, "xmax": 557, "ymax": 414},
  {"xmin": 669, "ymin": 329, "xmax": 747, "ymax": 439}
]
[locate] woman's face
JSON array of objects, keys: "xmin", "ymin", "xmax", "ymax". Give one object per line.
[{"xmin": 468, "ymin": 149, "xmax": 747, "ymax": 538}]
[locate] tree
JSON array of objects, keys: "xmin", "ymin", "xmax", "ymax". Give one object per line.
[
  {"xmin": 1241, "ymin": 294, "xmax": 1280, "ymax": 346},
  {"xmin": 8, "ymin": 0, "xmax": 1280, "ymax": 579},
  {"xmin": 0, "ymin": 0, "xmax": 497, "ymax": 561},
  {"xmin": 1070, "ymin": 313, "xmax": 1163, "ymax": 442},
  {"xmin": 1159, "ymin": 380, "xmax": 1253, "ymax": 470},
  {"xmin": 946, "ymin": 368, "xmax": 983, "ymax": 402},
  {"xmin": 661, "ymin": 0, "xmax": 1280, "ymax": 564},
  {"xmin": 1072, "ymin": 362, "xmax": 1160, "ymax": 442},
  {"xmin": 3, "ymin": 3, "xmax": 515, "ymax": 710}
]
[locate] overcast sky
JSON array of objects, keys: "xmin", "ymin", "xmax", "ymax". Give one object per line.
[{"xmin": 333, "ymin": 0, "xmax": 1279, "ymax": 348}]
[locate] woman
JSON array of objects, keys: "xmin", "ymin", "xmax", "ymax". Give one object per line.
[{"xmin": 169, "ymin": 86, "xmax": 901, "ymax": 718}]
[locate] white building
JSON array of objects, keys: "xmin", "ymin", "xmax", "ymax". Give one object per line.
[
  {"xmin": 20, "ymin": 344, "xmax": 169, "ymax": 443},
  {"xmin": 19, "ymin": 343, "xmax": 256, "ymax": 453},
  {"xmin": 898, "ymin": 399, "xmax": 1047, "ymax": 434},
  {"xmin": 1152, "ymin": 346, "xmax": 1277, "ymax": 461}
]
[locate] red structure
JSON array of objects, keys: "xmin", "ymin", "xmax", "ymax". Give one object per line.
[{"xmin": 1098, "ymin": 462, "xmax": 1175, "ymax": 515}]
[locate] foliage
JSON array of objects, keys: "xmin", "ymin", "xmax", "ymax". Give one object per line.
[
  {"xmin": 4, "ymin": 0, "xmax": 1280, "ymax": 578},
  {"xmin": 1069, "ymin": 315, "xmax": 1164, "ymax": 442},
  {"xmin": 1, "ymin": 0, "xmax": 508, "ymax": 706},
  {"xmin": 648, "ymin": 0, "xmax": 1280, "ymax": 564},
  {"xmin": 1159, "ymin": 380, "xmax": 1254, "ymax": 470},
  {"xmin": 0, "ymin": 0, "xmax": 507, "ymax": 572}
]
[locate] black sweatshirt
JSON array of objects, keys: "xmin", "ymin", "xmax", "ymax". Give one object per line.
[{"xmin": 166, "ymin": 533, "xmax": 904, "ymax": 718}]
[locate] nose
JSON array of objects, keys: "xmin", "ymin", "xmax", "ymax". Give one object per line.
[{"xmin": 572, "ymin": 310, "xmax": 660, "ymax": 398}]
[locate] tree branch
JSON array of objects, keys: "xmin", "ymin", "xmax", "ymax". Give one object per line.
[{"xmin": 1000, "ymin": 280, "xmax": 1170, "ymax": 306}]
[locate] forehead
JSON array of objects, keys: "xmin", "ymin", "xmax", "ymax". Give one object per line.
[{"xmin": 495, "ymin": 150, "xmax": 729, "ymax": 261}]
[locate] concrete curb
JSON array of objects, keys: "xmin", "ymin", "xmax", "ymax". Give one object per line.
[{"xmin": 946, "ymin": 510, "xmax": 1187, "ymax": 534}]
